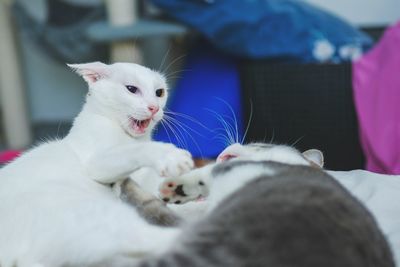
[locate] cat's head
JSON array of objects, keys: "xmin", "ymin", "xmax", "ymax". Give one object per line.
[
  {"xmin": 217, "ymin": 143, "xmax": 324, "ymax": 168},
  {"xmin": 68, "ymin": 62, "xmax": 168, "ymax": 137}
]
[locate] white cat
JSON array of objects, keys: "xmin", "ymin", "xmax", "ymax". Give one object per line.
[{"xmin": 0, "ymin": 62, "xmax": 193, "ymax": 267}]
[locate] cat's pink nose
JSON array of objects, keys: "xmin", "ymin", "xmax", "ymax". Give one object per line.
[{"xmin": 148, "ymin": 105, "xmax": 159, "ymax": 115}]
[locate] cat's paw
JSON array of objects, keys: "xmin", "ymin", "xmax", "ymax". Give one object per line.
[
  {"xmin": 153, "ymin": 144, "xmax": 194, "ymax": 178},
  {"xmin": 159, "ymin": 173, "xmax": 208, "ymax": 204}
]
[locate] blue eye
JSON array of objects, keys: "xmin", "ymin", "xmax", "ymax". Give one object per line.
[{"xmin": 126, "ymin": 85, "xmax": 138, "ymax": 94}]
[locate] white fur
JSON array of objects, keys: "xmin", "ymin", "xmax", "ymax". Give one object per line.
[
  {"xmin": 159, "ymin": 143, "xmax": 320, "ymax": 205},
  {"xmin": 207, "ymin": 164, "xmax": 276, "ymax": 211},
  {"xmin": 0, "ymin": 66, "xmax": 325, "ymax": 267},
  {"xmin": 0, "ymin": 62, "xmax": 193, "ymax": 267},
  {"xmin": 218, "ymin": 143, "xmax": 312, "ymax": 166},
  {"xmin": 130, "ymin": 167, "xmax": 164, "ymax": 196}
]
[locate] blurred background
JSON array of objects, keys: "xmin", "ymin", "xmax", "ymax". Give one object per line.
[{"xmin": 0, "ymin": 0, "xmax": 399, "ymax": 171}]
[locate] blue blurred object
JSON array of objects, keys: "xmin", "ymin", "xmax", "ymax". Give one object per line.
[
  {"xmin": 151, "ymin": 0, "xmax": 373, "ymax": 62},
  {"xmin": 154, "ymin": 44, "xmax": 243, "ymax": 158}
]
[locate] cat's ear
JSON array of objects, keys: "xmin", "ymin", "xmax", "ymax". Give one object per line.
[
  {"xmin": 216, "ymin": 143, "xmax": 242, "ymax": 162},
  {"xmin": 67, "ymin": 62, "xmax": 109, "ymax": 84},
  {"xmin": 217, "ymin": 152, "xmax": 238, "ymax": 162},
  {"xmin": 302, "ymin": 149, "xmax": 324, "ymax": 168}
]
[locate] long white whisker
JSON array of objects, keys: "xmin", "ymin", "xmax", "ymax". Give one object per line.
[
  {"xmin": 56, "ymin": 121, "xmax": 62, "ymax": 139},
  {"xmin": 164, "ymin": 116, "xmax": 197, "ymax": 149},
  {"xmin": 220, "ymin": 114, "xmax": 240, "ymax": 141},
  {"xmin": 212, "ymin": 112, "xmax": 238, "ymax": 144},
  {"xmin": 165, "ymin": 110, "xmax": 212, "ymax": 133},
  {"xmin": 164, "ymin": 69, "xmax": 192, "ymax": 80},
  {"xmin": 291, "ymin": 135, "xmax": 305, "ymax": 148},
  {"xmin": 214, "ymin": 97, "xmax": 240, "ymax": 143},
  {"xmin": 163, "ymin": 117, "xmax": 189, "ymax": 149},
  {"xmin": 162, "ymin": 118, "xmax": 186, "ymax": 149},
  {"xmin": 164, "ymin": 114, "xmax": 207, "ymax": 138},
  {"xmin": 158, "ymin": 45, "xmax": 171, "ymax": 73},
  {"xmin": 165, "ymin": 76, "xmax": 183, "ymax": 83},
  {"xmin": 241, "ymin": 99, "xmax": 253, "ymax": 144},
  {"xmin": 269, "ymin": 128, "xmax": 276, "ymax": 144},
  {"xmin": 162, "ymin": 54, "xmax": 187, "ymax": 76},
  {"xmin": 212, "ymin": 133, "xmax": 232, "ymax": 146},
  {"xmin": 159, "ymin": 121, "xmax": 173, "ymax": 144},
  {"xmin": 205, "ymin": 108, "xmax": 236, "ymax": 145},
  {"xmin": 205, "ymin": 109, "xmax": 232, "ymax": 143},
  {"xmin": 164, "ymin": 116, "xmax": 204, "ymax": 159}
]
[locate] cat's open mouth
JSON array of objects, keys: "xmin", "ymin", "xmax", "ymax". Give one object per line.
[{"xmin": 130, "ymin": 117, "xmax": 151, "ymax": 134}]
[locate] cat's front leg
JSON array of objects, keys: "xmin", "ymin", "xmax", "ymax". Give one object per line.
[
  {"xmin": 128, "ymin": 167, "xmax": 164, "ymax": 196},
  {"xmin": 159, "ymin": 164, "xmax": 214, "ymax": 204},
  {"xmin": 85, "ymin": 142, "xmax": 194, "ymax": 184},
  {"xmin": 115, "ymin": 178, "xmax": 182, "ymax": 226}
]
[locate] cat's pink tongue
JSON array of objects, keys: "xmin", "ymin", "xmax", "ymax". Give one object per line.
[{"xmin": 131, "ymin": 118, "xmax": 151, "ymax": 134}]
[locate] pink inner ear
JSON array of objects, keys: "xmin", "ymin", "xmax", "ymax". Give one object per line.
[
  {"xmin": 68, "ymin": 62, "xmax": 108, "ymax": 84},
  {"xmin": 217, "ymin": 153, "xmax": 237, "ymax": 162},
  {"xmin": 81, "ymin": 70, "xmax": 101, "ymax": 83}
]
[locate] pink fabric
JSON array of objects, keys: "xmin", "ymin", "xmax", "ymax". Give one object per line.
[
  {"xmin": 353, "ymin": 22, "xmax": 400, "ymax": 174},
  {"xmin": 0, "ymin": 150, "xmax": 22, "ymax": 164}
]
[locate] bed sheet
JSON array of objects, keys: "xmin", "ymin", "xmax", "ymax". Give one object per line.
[{"xmin": 329, "ymin": 170, "xmax": 400, "ymax": 264}]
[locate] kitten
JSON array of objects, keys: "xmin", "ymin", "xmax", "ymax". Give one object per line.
[
  {"xmin": 0, "ymin": 62, "xmax": 193, "ymax": 267},
  {"xmin": 145, "ymin": 143, "xmax": 394, "ymax": 267}
]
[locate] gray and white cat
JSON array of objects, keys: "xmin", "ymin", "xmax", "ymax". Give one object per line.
[{"xmin": 136, "ymin": 143, "xmax": 394, "ymax": 267}]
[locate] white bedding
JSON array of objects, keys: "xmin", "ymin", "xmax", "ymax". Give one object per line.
[{"xmin": 329, "ymin": 170, "xmax": 400, "ymax": 265}]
